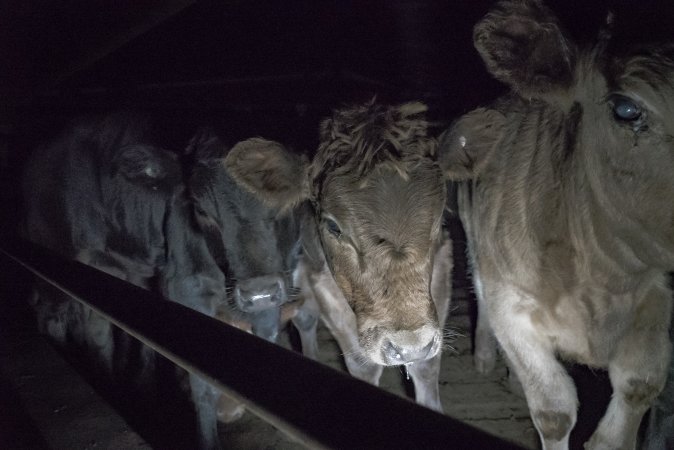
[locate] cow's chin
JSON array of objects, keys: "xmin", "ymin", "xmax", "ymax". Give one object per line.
[{"xmin": 358, "ymin": 323, "xmax": 442, "ymax": 366}]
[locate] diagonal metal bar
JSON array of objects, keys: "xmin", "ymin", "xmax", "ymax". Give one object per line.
[{"xmin": 0, "ymin": 237, "xmax": 525, "ymax": 450}]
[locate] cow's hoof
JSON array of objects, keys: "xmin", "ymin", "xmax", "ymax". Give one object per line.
[
  {"xmin": 507, "ymin": 369, "xmax": 525, "ymax": 398},
  {"xmin": 217, "ymin": 397, "xmax": 246, "ymax": 423},
  {"xmin": 474, "ymin": 350, "xmax": 496, "ymax": 374},
  {"xmin": 584, "ymin": 435, "xmax": 622, "ymax": 450}
]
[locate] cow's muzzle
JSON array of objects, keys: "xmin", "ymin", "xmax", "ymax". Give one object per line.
[
  {"xmin": 234, "ymin": 274, "xmax": 287, "ymax": 313},
  {"xmin": 378, "ymin": 326, "xmax": 440, "ymax": 365}
]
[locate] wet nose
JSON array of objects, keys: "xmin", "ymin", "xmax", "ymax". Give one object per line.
[
  {"xmin": 382, "ymin": 333, "xmax": 437, "ymax": 365},
  {"xmin": 234, "ymin": 275, "xmax": 286, "ymax": 313}
]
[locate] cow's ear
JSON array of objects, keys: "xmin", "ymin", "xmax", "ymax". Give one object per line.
[
  {"xmin": 224, "ymin": 138, "xmax": 310, "ymax": 212},
  {"xmin": 474, "ymin": 0, "xmax": 576, "ymax": 98},
  {"xmin": 114, "ymin": 144, "xmax": 182, "ymax": 189},
  {"xmin": 186, "ymin": 127, "xmax": 226, "ymax": 161},
  {"xmin": 438, "ymin": 107, "xmax": 506, "ymax": 180}
]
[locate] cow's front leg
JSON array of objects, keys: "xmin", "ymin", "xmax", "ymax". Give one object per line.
[
  {"xmin": 82, "ymin": 306, "xmax": 115, "ymax": 374},
  {"xmin": 291, "ymin": 260, "xmax": 321, "ymax": 360},
  {"xmin": 407, "ymin": 353, "xmax": 443, "ymax": 412},
  {"xmin": 586, "ymin": 285, "xmax": 672, "ymax": 450},
  {"xmin": 489, "ymin": 288, "xmax": 578, "ymax": 450},
  {"xmin": 291, "ymin": 299, "xmax": 320, "ymax": 360},
  {"xmin": 311, "ymin": 267, "xmax": 383, "ymax": 385},
  {"xmin": 472, "ymin": 266, "xmax": 498, "ymax": 374},
  {"xmin": 641, "ymin": 335, "xmax": 674, "ymax": 450},
  {"xmin": 409, "ymin": 233, "xmax": 452, "ymax": 412},
  {"xmin": 189, "ymin": 373, "xmax": 222, "ymax": 450},
  {"xmin": 460, "ymin": 192, "xmax": 498, "ymax": 375}
]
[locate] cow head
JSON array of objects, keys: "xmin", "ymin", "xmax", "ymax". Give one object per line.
[
  {"xmin": 187, "ymin": 130, "xmax": 304, "ymax": 341},
  {"xmin": 226, "ymin": 101, "xmax": 446, "ymax": 365},
  {"xmin": 111, "ymin": 143, "xmax": 182, "ymax": 192},
  {"xmin": 441, "ymin": 0, "xmax": 674, "ymax": 268}
]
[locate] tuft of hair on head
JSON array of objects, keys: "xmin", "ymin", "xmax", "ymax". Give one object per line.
[{"xmin": 312, "ymin": 100, "xmax": 435, "ymax": 183}]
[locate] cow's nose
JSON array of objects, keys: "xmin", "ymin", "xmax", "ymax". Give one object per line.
[
  {"xmin": 382, "ymin": 334, "xmax": 437, "ymax": 365},
  {"xmin": 234, "ymin": 275, "xmax": 286, "ymax": 313}
]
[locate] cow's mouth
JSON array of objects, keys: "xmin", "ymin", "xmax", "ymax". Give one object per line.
[
  {"xmin": 233, "ymin": 274, "xmax": 288, "ymax": 313},
  {"xmin": 381, "ymin": 334, "xmax": 438, "ymax": 366},
  {"xmin": 361, "ymin": 325, "xmax": 441, "ymax": 366},
  {"xmin": 236, "ymin": 292, "xmax": 284, "ymax": 312}
]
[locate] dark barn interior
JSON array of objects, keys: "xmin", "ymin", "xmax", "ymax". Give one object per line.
[{"xmin": 1, "ymin": 1, "xmax": 674, "ymax": 449}]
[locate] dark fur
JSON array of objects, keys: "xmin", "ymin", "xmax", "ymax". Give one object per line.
[{"xmin": 22, "ymin": 118, "xmax": 315, "ymax": 450}]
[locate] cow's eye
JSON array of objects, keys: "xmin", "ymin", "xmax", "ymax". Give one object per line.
[
  {"xmin": 324, "ymin": 218, "xmax": 342, "ymax": 238},
  {"xmin": 194, "ymin": 205, "xmax": 207, "ymax": 217},
  {"xmin": 611, "ymin": 95, "xmax": 642, "ymax": 122}
]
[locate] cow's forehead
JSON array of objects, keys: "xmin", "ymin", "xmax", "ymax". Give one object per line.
[
  {"xmin": 195, "ymin": 170, "xmax": 282, "ymax": 222},
  {"xmin": 614, "ymin": 51, "xmax": 674, "ymax": 111},
  {"xmin": 321, "ymin": 160, "xmax": 445, "ymax": 236},
  {"xmin": 574, "ymin": 46, "xmax": 674, "ymax": 106}
]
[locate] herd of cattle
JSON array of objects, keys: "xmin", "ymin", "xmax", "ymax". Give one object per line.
[{"xmin": 17, "ymin": 1, "xmax": 674, "ymax": 449}]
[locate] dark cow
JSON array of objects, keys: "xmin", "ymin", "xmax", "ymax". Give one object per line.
[
  {"xmin": 171, "ymin": 129, "xmax": 318, "ymax": 430},
  {"xmin": 178, "ymin": 130, "xmax": 317, "ymax": 347},
  {"xmin": 22, "ymin": 116, "xmax": 317, "ymax": 450},
  {"xmin": 439, "ymin": 1, "xmax": 674, "ymax": 448},
  {"xmin": 225, "ymin": 101, "xmax": 454, "ymax": 411},
  {"xmin": 22, "ymin": 113, "xmax": 182, "ymax": 372}
]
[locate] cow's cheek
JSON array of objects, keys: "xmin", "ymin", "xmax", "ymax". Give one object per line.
[
  {"xmin": 333, "ymin": 264, "xmax": 356, "ymax": 309},
  {"xmin": 324, "ymin": 239, "xmax": 361, "ymax": 300}
]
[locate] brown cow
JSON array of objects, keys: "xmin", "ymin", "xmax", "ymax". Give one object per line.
[
  {"xmin": 225, "ymin": 101, "xmax": 453, "ymax": 411},
  {"xmin": 440, "ymin": 1, "xmax": 674, "ymax": 449}
]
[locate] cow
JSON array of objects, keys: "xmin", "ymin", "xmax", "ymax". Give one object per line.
[
  {"xmin": 21, "ymin": 116, "xmax": 318, "ymax": 450},
  {"xmin": 438, "ymin": 1, "xmax": 674, "ymax": 448},
  {"xmin": 22, "ymin": 113, "xmax": 182, "ymax": 374},
  {"xmin": 173, "ymin": 129, "xmax": 319, "ymax": 432},
  {"xmin": 179, "ymin": 129, "xmax": 318, "ymax": 350},
  {"xmin": 225, "ymin": 100, "xmax": 454, "ymax": 411}
]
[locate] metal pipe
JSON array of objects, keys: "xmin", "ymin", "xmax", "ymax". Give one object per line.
[{"xmin": 0, "ymin": 238, "xmax": 524, "ymax": 450}]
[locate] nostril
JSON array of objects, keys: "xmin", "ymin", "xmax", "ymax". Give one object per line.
[
  {"xmin": 382, "ymin": 334, "xmax": 437, "ymax": 365},
  {"xmin": 234, "ymin": 276, "xmax": 288, "ymax": 312},
  {"xmin": 384, "ymin": 340, "xmax": 404, "ymax": 361},
  {"xmin": 421, "ymin": 336, "xmax": 436, "ymax": 357},
  {"xmin": 271, "ymin": 285, "xmax": 282, "ymax": 304}
]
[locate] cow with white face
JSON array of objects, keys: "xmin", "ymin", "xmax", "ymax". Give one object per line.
[
  {"xmin": 225, "ymin": 101, "xmax": 453, "ymax": 411},
  {"xmin": 440, "ymin": 1, "xmax": 674, "ymax": 448}
]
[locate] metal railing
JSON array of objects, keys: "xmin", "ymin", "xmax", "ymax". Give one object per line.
[{"xmin": 0, "ymin": 238, "xmax": 525, "ymax": 450}]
